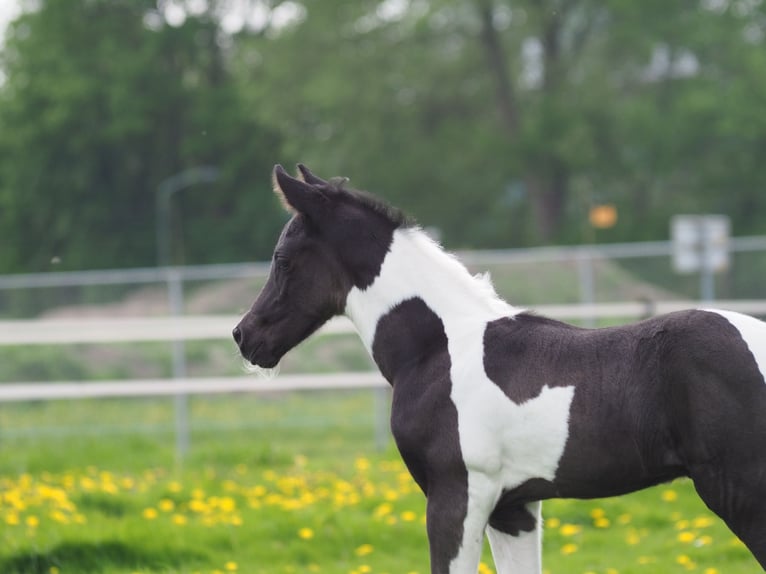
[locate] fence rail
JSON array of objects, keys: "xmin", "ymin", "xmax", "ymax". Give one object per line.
[
  {"xmin": 2, "ymin": 300, "xmax": 766, "ymax": 347},
  {"xmin": 0, "ymin": 372, "xmax": 387, "ymax": 402},
  {"xmin": 3, "ymin": 238, "xmax": 765, "ymax": 453}
]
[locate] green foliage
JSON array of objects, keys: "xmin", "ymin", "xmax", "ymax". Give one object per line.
[
  {"xmin": 0, "ymin": 0, "xmax": 284, "ymax": 273},
  {"xmin": 1, "ymin": 1, "xmax": 765, "ymax": 272}
]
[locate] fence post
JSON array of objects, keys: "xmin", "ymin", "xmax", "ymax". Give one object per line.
[
  {"xmin": 577, "ymin": 250, "xmax": 596, "ymax": 328},
  {"xmin": 373, "ymin": 386, "xmax": 390, "ymax": 451},
  {"xmin": 167, "ymin": 269, "xmax": 190, "ymax": 458}
]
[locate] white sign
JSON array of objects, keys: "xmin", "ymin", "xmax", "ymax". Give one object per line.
[{"xmin": 671, "ymin": 215, "xmax": 730, "ymax": 274}]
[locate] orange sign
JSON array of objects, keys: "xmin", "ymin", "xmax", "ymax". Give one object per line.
[{"xmin": 589, "ymin": 204, "xmax": 617, "ymax": 229}]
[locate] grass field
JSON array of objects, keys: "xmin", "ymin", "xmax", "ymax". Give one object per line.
[{"xmin": 0, "ymin": 390, "xmax": 761, "ymax": 574}]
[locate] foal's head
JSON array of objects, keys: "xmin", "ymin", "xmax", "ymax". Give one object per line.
[{"xmin": 233, "ymin": 164, "xmax": 411, "ymax": 368}]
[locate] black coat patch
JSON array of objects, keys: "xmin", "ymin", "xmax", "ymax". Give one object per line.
[
  {"xmin": 483, "ymin": 310, "xmax": 766, "ymax": 503},
  {"xmin": 372, "ymin": 297, "xmax": 468, "ymax": 568}
]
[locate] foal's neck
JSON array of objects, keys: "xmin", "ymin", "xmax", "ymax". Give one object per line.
[{"xmin": 344, "ymin": 228, "xmax": 518, "ymax": 357}]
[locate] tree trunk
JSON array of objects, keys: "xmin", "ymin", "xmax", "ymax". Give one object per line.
[
  {"xmin": 527, "ymin": 162, "xmax": 568, "ymax": 242},
  {"xmin": 475, "ymin": 0, "xmax": 572, "ymax": 242},
  {"xmin": 475, "ymin": 0, "xmax": 518, "ymax": 138}
]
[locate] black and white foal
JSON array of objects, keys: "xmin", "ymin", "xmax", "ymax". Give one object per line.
[{"xmin": 234, "ymin": 165, "xmax": 766, "ymax": 573}]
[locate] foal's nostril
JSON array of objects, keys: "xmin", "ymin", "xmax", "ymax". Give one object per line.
[{"xmin": 232, "ymin": 325, "xmax": 243, "ymax": 346}]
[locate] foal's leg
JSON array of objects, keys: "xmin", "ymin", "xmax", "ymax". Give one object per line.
[
  {"xmin": 426, "ymin": 473, "xmax": 499, "ymax": 574},
  {"xmin": 691, "ymin": 466, "xmax": 766, "ymax": 569},
  {"xmin": 486, "ymin": 501, "xmax": 543, "ymax": 574}
]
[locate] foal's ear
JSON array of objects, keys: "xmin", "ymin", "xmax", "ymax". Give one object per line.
[
  {"xmin": 273, "ymin": 164, "xmax": 327, "ymax": 217},
  {"xmin": 296, "ymin": 164, "xmax": 328, "ymax": 187}
]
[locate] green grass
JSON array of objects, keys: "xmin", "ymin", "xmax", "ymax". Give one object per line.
[{"xmin": 0, "ymin": 391, "xmax": 760, "ymax": 574}]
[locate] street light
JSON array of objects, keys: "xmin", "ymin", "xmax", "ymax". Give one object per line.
[{"xmin": 156, "ymin": 166, "xmax": 220, "ymax": 268}]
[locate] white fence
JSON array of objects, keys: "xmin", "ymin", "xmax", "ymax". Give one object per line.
[
  {"xmin": 1, "ymin": 238, "xmax": 765, "ymax": 454},
  {"xmin": 3, "ymin": 298, "xmax": 766, "ymax": 403}
]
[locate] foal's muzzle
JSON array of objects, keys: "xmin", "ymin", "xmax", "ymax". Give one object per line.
[{"xmin": 232, "ymin": 319, "xmax": 280, "ymax": 368}]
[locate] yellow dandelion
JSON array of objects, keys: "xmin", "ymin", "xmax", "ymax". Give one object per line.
[
  {"xmin": 676, "ymin": 554, "xmax": 693, "ymax": 565},
  {"xmin": 594, "ymin": 517, "xmax": 611, "ymax": 528},
  {"xmin": 224, "ymin": 561, "xmax": 238, "ymax": 571},
  {"xmin": 358, "ymin": 566, "xmax": 372, "ymax": 574},
  {"xmin": 661, "ymin": 489, "xmax": 678, "ymax": 502},
  {"xmin": 693, "ymin": 516, "xmax": 715, "ymax": 528},
  {"xmin": 189, "ymin": 499, "xmax": 208, "ymax": 513},
  {"xmin": 677, "ymin": 531, "xmax": 696, "ymax": 543},
  {"xmin": 101, "ymin": 482, "xmax": 118, "ymax": 495},
  {"xmin": 355, "ymin": 544, "xmax": 374, "ymax": 557},
  {"xmin": 383, "ymin": 490, "xmax": 399, "ymax": 502},
  {"xmin": 478, "ymin": 561, "xmax": 494, "ymax": 574},
  {"xmin": 374, "ymin": 503, "xmax": 392, "ymax": 518},
  {"xmin": 589, "ymin": 507, "xmax": 605, "ymax": 519},
  {"xmin": 142, "ymin": 508, "xmax": 158, "ymax": 520},
  {"xmin": 298, "ymin": 527, "xmax": 315, "ymax": 540},
  {"xmin": 401, "ymin": 510, "xmax": 417, "ymax": 522},
  {"xmin": 546, "ymin": 517, "xmax": 561, "ymax": 529},
  {"xmin": 617, "ymin": 513, "xmax": 632, "ymax": 525},
  {"xmin": 697, "ymin": 535, "xmax": 713, "ymax": 546},
  {"xmin": 26, "ymin": 515, "xmax": 39, "ymax": 528},
  {"xmin": 172, "ymin": 514, "xmax": 187, "ymax": 525},
  {"xmin": 625, "ymin": 529, "xmax": 641, "ymax": 545},
  {"xmin": 560, "ymin": 543, "xmax": 578, "ymax": 555},
  {"xmin": 559, "ymin": 523, "xmax": 582, "ymax": 537},
  {"xmin": 158, "ymin": 499, "xmax": 174, "ymax": 512},
  {"xmin": 704, "ymin": 569, "xmax": 719, "ymax": 574},
  {"xmin": 50, "ymin": 510, "xmax": 69, "ymax": 524},
  {"xmin": 192, "ymin": 488, "xmax": 206, "ymax": 500}
]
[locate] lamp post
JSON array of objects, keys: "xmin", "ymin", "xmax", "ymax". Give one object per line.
[
  {"xmin": 156, "ymin": 166, "xmax": 220, "ymax": 268},
  {"xmin": 155, "ymin": 166, "xmax": 220, "ymax": 458}
]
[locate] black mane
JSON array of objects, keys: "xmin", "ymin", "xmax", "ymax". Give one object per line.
[{"xmin": 325, "ymin": 177, "xmax": 415, "ymax": 229}]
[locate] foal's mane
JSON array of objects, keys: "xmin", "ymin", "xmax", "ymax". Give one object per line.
[{"xmin": 324, "ymin": 177, "xmax": 416, "ymax": 229}]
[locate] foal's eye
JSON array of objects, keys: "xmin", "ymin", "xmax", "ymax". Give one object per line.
[{"xmin": 274, "ymin": 254, "xmax": 290, "ymax": 271}]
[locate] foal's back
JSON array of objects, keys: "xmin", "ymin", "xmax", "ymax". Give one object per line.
[{"xmin": 487, "ymin": 309, "xmax": 766, "ymax": 502}]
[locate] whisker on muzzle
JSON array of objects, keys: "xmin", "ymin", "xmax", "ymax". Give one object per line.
[{"xmin": 242, "ymin": 360, "xmax": 281, "ymax": 380}]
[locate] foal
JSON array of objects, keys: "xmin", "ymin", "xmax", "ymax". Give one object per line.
[{"xmin": 234, "ymin": 164, "xmax": 766, "ymax": 573}]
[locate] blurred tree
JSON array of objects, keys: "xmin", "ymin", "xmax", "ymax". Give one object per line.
[
  {"xmin": 237, "ymin": 0, "xmax": 766, "ymax": 246},
  {"xmin": 1, "ymin": 0, "xmax": 765, "ymax": 271},
  {"xmin": 584, "ymin": 0, "xmax": 766, "ymax": 241},
  {"xmin": 0, "ymin": 0, "xmax": 284, "ymax": 272}
]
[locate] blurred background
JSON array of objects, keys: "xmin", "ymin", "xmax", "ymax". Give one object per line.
[
  {"xmin": 0, "ymin": 2, "xmax": 765, "ymax": 572},
  {"xmin": 1, "ymin": 0, "xmax": 766, "ymax": 273}
]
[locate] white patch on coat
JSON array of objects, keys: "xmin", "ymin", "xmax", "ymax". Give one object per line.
[
  {"xmin": 345, "ymin": 227, "xmax": 574, "ymax": 573},
  {"xmin": 346, "ymin": 228, "xmax": 518, "ymax": 350},
  {"xmin": 486, "ymin": 502, "xmax": 542, "ymax": 574},
  {"xmin": 703, "ymin": 308, "xmax": 766, "ymax": 383}
]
